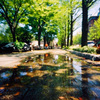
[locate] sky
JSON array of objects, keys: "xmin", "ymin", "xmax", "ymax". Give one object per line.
[
  {"xmin": 89, "ymin": 0, "xmax": 100, "ymax": 16},
  {"xmin": 73, "ymin": 0, "xmax": 100, "ymax": 36}
]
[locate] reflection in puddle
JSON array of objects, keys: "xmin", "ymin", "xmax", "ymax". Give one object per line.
[
  {"xmin": 0, "ymin": 71, "xmax": 12, "ymax": 79},
  {"xmin": 91, "ymin": 87, "xmax": 100, "ymax": 98},
  {"xmin": 0, "ymin": 53, "xmax": 100, "ymax": 100},
  {"xmin": 73, "ymin": 61, "xmax": 82, "ymax": 73},
  {"xmin": 20, "ymin": 72, "xmax": 27, "ymax": 76}
]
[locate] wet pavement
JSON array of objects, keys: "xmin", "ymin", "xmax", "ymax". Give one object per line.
[
  {"xmin": 0, "ymin": 52, "xmax": 100, "ymax": 100},
  {"xmin": 0, "ymin": 49, "xmax": 67, "ymax": 67}
]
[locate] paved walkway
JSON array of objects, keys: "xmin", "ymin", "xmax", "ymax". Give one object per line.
[
  {"xmin": 0, "ymin": 49, "xmax": 67, "ymax": 68},
  {"xmin": 0, "ymin": 49, "xmax": 100, "ymax": 68}
]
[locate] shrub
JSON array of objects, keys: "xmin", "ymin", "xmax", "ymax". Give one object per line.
[
  {"xmin": 73, "ymin": 46, "xmax": 96, "ymax": 54},
  {"xmin": 14, "ymin": 41, "xmax": 24, "ymax": 51},
  {"xmin": 63, "ymin": 46, "xmax": 69, "ymax": 49}
]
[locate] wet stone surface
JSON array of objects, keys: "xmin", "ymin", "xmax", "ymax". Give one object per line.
[{"xmin": 0, "ymin": 53, "xmax": 100, "ymax": 100}]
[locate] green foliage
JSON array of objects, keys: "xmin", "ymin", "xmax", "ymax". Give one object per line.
[
  {"xmin": 73, "ymin": 33, "xmax": 81, "ymax": 45},
  {"xmin": 14, "ymin": 41, "xmax": 24, "ymax": 51},
  {"xmin": 73, "ymin": 46, "xmax": 96, "ymax": 54},
  {"xmin": 0, "ymin": 0, "xmax": 82, "ymax": 46},
  {"xmin": 0, "ymin": 0, "xmax": 33, "ymax": 41},
  {"xmin": 28, "ymin": 0, "xmax": 59, "ymax": 45},
  {"xmin": 0, "ymin": 0, "xmax": 31, "ymax": 23},
  {"xmin": 88, "ymin": 17, "xmax": 100, "ymax": 40},
  {"xmin": 0, "ymin": 24, "xmax": 12, "ymax": 43},
  {"xmin": 57, "ymin": 32, "xmax": 66, "ymax": 48},
  {"xmin": 16, "ymin": 26, "xmax": 33, "ymax": 43},
  {"xmin": 62, "ymin": 46, "xmax": 69, "ymax": 49},
  {"xmin": 0, "ymin": 33, "xmax": 9, "ymax": 43},
  {"xmin": 56, "ymin": 0, "xmax": 81, "ymax": 47}
]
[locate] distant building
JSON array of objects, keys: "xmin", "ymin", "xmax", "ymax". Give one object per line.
[
  {"xmin": 88, "ymin": 8, "xmax": 100, "ymax": 45},
  {"xmin": 97, "ymin": 8, "xmax": 100, "ymax": 16},
  {"xmin": 88, "ymin": 8, "xmax": 100, "ymax": 31},
  {"xmin": 88, "ymin": 16, "xmax": 98, "ymax": 28}
]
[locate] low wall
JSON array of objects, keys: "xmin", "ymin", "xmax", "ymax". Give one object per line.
[{"xmin": 69, "ymin": 50, "xmax": 100, "ymax": 61}]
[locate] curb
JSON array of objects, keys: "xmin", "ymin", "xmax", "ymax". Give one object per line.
[{"xmin": 69, "ymin": 50, "xmax": 100, "ymax": 61}]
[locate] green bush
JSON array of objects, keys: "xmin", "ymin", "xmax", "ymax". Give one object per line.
[
  {"xmin": 63, "ymin": 46, "xmax": 69, "ymax": 49},
  {"xmin": 14, "ymin": 41, "xmax": 24, "ymax": 51},
  {"xmin": 73, "ymin": 46, "xmax": 96, "ymax": 54}
]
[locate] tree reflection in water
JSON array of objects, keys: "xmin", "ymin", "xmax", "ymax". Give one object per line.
[
  {"xmin": 0, "ymin": 54, "xmax": 100, "ymax": 100},
  {"xmin": 81, "ymin": 66, "xmax": 89, "ymax": 99}
]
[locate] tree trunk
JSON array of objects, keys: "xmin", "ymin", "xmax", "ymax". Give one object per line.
[
  {"xmin": 38, "ymin": 30, "xmax": 41, "ymax": 46},
  {"xmin": 70, "ymin": 12, "xmax": 73, "ymax": 46},
  {"xmin": 44, "ymin": 36, "xmax": 46, "ymax": 47},
  {"xmin": 61, "ymin": 38, "xmax": 64, "ymax": 48},
  {"xmin": 47, "ymin": 41, "xmax": 50, "ymax": 46},
  {"xmin": 38, "ymin": 19, "xmax": 41, "ymax": 46},
  {"xmin": 67, "ymin": 34, "xmax": 69, "ymax": 47},
  {"xmin": 67, "ymin": 19, "xmax": 69, "ymax": 47},
  {"xmin": 12, "ymin": 32, "xmax": 16, "ymax": 42},
  {"xmin": 10, "ymin": 26, "xmax": 16, "ymax": 42},
  {"xmin": 65, "ymin": 21, "xmax": 66, "ymax": 47},
  {"xmin": 82, "ymin": 67, "xmax": 89, "ymax": 99},
  {"xmin": 61, "ymin": 43, "xmax": 62, "ymax": 48},
  {"xmin": 81, "ymin": 0, "xmax": 88, "ymax": 47}
]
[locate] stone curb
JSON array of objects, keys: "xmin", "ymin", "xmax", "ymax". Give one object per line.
[{"xmin": 69, "ymin": 50, "xmax": 100, "ymax": 61}]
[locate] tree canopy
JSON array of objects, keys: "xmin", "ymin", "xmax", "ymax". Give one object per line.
[
  {"xmin": 0, "ymin": 0, "xmax": 32, "ymax": 41},
  {"xmin": 0, "ymin": 0, "xmax": 99, "ymax": 48}
]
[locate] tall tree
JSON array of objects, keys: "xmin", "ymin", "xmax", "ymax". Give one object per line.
[
  {"xmin": 67, "ymin": 16, "xmax": 70, "ymax": 47},
  {"xmin": 56, "ymin": 0, "xmax": 69, "ymax": 48},
  {"xmin": 57, "ymin": 15, "xmax": 68, "ymax": 48},
  {"xmin": 28, "ymin": 0, "xmax": 59, "ymax": 46},
  {"xmin": 0, "ymin": 0, "xmax": 32, "ymax": 42},
  {"xmin": 81, "ymin": 0, "xmax": 97, "ymax": 46},
  {"xmin": 44, "ymin": 19, "xmax": 58, "ymax": 46},
  {"xmin": 69, "ymin": 0, "xmax": 81, "ymax": 46},
  {"xmin": 57, "ymin": 0, "xmax": 81, "ymax": 47}
]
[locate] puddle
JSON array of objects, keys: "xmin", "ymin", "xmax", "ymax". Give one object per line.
[
  {"xmin": 20, "ymin": 72, "xmax": 27, "ymax": 76},
  {"xmin": 0, "ymin": 53, "xmax": 100, "ymax": 100},
  {"xmin": 0, "ymin": 71, "xmax": 12, "ymax": 79}
]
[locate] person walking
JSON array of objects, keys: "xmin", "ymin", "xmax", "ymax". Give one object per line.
[{"xmin": 45, "ymin": 43, "xmax": 48, "ymax": 49}]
